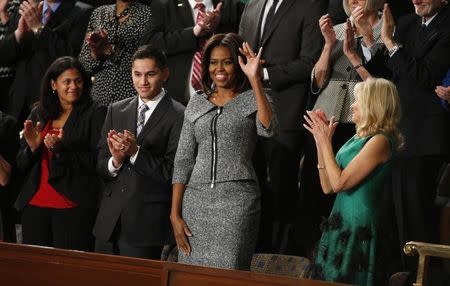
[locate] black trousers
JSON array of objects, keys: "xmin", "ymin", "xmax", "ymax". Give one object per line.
[
  {"xmin": 95, "ymin": 220, "xmax": 163, "ymax": 260},
  {"xmin": 21, "ymin": 205, "xmax": 95, "ymax": 251},
  {"xmin": 254, "ymin": 130, "xmax": 304, "ymax": 253},
  {"xmin": 391, "ymin": 155, "xmax": 445, "ymax": 270}
]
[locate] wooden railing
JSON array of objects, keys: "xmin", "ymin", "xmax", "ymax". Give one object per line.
[{"xmin": 0, "ymin": 242, "xmax": 350, "ymax": 286}]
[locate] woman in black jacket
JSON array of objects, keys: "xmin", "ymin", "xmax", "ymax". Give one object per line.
[{"xmin": 15, "ymin": 57, "xmax": 106, "ymax": 250}]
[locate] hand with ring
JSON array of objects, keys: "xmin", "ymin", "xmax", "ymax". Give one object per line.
[
  {"xmin": 107, "ymin": 130, "xmax": 126, "ymax": 167},
  {"xmin": 43, "ymin": 129, "xmax": 64, "ymax": 153}
]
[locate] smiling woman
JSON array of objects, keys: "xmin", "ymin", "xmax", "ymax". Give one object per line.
[
  {"xmin": 15, "ymin": 57, "xmax": 106, "ymax": 251},
  {"xmin": 171, "ymin": 33, "xmax": 278, "ymax": 270}
]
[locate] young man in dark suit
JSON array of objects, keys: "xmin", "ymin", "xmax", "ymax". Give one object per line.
[
  {"xmin": 239, "ymin": 0, "xmax": 326, "ymax": 253},
  {"xmin": 93, "ymin": 45, "xmax": 185, "ymax": 259}
]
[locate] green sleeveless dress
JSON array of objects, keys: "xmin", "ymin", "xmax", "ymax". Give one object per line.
[{"xmin": 312, "ymin": 134, "xmax": 394, "ymax": 286}]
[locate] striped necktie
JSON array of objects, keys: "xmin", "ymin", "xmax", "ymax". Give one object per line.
[
  {"xmin": 191, "ymin": 3, "xmax": 206, "ymax": 91},
  {"xmin": 43, "ymin": 8, "xmax": 52, "ymax": 25},
  {"xmin": 136, "ymin": 104, "xmax": 149, "ymax": 136}
]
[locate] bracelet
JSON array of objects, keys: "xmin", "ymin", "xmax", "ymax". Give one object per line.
[
  {"xmin": 317, "ymin": 164, "xmax": 325, "ymax": 170},
  {"xmin": 353, "ymin": 63, "xmax": 363, "ymax": 70}
]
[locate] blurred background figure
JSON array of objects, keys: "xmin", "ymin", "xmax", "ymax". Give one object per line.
[
  {"xmin": 0, "ymin": 0, "xmax": 20, "ymax": 112},
  {"xmin": 14, "ymin": 57, "xmax": 106, "ymax": 251},
  {"xmin": 239, "ymin": 0, "xmax": 326, "ymax": 254},
  {"xmin": 0, "ymin": 0, "xmax": 93, "ymax": 123},
  {"xmin": 79, "ymin": 0, "xmax": 152, "ymax": 106},
  {"xmin": 0, "ymin": 110, "xmax": 19, "ymax": 242},
  {"xmin": 140, "ymin": 0, "xmax": 242, "ymax": 105}
]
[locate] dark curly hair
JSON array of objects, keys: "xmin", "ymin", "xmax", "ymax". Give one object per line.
[
  {"xmin": 38, "ymin": 56, "xmax": 92, "ymax": 120},
  {"xmin": 200, "ymin": 33, "xmax": 250, "ymax": 95}
]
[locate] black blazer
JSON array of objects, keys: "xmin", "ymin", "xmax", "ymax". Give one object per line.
[
  {"xmin": 386, "ymin": 5, "xmax": 450, "ymax": 156},
  {"xmin": 140, "ymin": 0, "xmax": 243, "ymax": 105},
  {"xmin": 93, "ymin": 94, "xmax": 185, "ymax": 246},
  {"xmin": 239, "ymin": 0, "xmax": 327, "ymax": 131},
  {"xmin": 14, "ymin": 103, "xmax": 106, "ymax": 211},
  {"xmin": 0, "ymin": 1, "xmax": 92, "ymax": 121}
]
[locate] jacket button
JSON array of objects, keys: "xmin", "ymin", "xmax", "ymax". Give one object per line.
[{"xmin": 121, "ymin": 188, "xmax": 126, "ymax": 193}]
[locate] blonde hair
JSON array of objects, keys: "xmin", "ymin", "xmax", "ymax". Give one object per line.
[
  {"xmin": 342, "ymin": 0, "xmax": 385, "ymax": 16},
  {"xmin": 354, "ymin": 78, "xmax": 404, "ymax": 150}
]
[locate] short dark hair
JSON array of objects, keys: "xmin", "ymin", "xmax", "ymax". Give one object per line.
[
  {"xmin": 131, "ymin": 45, "xmax": 168, "ymax": 70},
  {"xmin": 38, "ymin": 56, "xmax": 92, "ymax": 120},
  {"xmin": 201, "ymin": 33, "xmax": 249, "ymax": 95}
]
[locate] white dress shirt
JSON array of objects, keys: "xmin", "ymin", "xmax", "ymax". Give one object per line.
[{"xmin": 107, "ymin": 90, "xmax": 166, "ymax": 177}]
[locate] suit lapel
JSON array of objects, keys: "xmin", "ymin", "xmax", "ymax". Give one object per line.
[
  {"xmin": 261, "ymin": 0, "xmax": 295, "ymax": 47},
  {"xmin": 178, "ymin": 0, "xmax": 195, "ymax": 26},
  {"xmin": 252, "ymin": 0, "xmax": 268, "ymax": 48},
  {"xmin": 137, "ymin": 94, "xmax": 171, "ymax": 142},
  {"xmin": 119, "ymin": 97, "xmax": 138, "ymax": 135}
]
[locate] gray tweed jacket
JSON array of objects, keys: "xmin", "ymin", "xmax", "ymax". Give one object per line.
[{"xmin": 173, "ymin": 90, "xmax": 278, "ymax": 187}]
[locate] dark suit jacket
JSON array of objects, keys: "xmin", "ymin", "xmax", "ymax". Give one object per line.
[
  {"xmin": 14, "ymin": 102, "xmax": 106, "ymax": 211},
  {"xmin": 93, "ymin": 94, "xmax": 185, "ymax": 246},
  {"xmin": 0, "ymin": 1, "xmax": 92, "ymax": 121},
  {"xmin": 140, "ymin": 0, "xmax": 243, "ymax": 105},
  {"xmin": 386, "ymin": 5, "xmax": 450, "ymax": 156},
  {"xmin": 239, "ymin": 0, "xmax": 326, "ymax": 131}
]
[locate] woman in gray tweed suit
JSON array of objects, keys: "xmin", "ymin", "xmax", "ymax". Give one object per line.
[{"xmin": 170, "ymin": 33, "xmax": 277, "ymax": 270}]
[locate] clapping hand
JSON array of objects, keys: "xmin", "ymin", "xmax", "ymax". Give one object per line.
[
  {"xmin": 44, "ymin": 129, "xmax": 63, "ymax": 152},
  {"xmin": 86, "ymin": 28, "xmax": 114, "ymax": 60},
  {"xmin": 193, "ymin": 2, "xmax": 222, "ymax": 37},
  {"xmin": 343, "ymin": 19, "xmax": 357, "ymax": 59},
  {"xmin": 319, "ymin": 14, "xmax": 337, "ymax": 48},
  {"xmin": 23, "ymin": 120, "xmax": 42, "ymax": 153},
  {"xmin": 352, "ymin": 6, "xmax": 374, "ymax": 47},
  {"xmin": 238, "ymin": 42, "xmax": 263, "ymax": 81},
  {"xmin": 436, "ymin": 86, "xmax": 450, "ymax": 103},
  {"xmin": 381, "ymin": 3, "xmax": 396, "ymax": 49},
  {"xmin": 303, "ymin": 110, "xmax": 338, "ymax": 146},
  {"xmin": 106, "ymin": 130, "xmax": 126, "ymax": 168},
  {"xmin": 18, "ymin": 0, "xmax": 43, "ymax": 33}
]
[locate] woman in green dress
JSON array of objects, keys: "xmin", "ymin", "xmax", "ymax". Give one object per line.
[{"xmin": 303, "ymin": 77, "xmax": 403, "ymax": 285}]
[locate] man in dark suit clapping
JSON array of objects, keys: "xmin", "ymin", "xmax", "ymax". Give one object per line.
[{"xmin": 93, "ymin": 45, "xmax": 185, "ymax": 259}]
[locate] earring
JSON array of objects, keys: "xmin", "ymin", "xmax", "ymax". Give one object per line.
[{"xmin": 52, "ymin": 89, "xmax": 56, "ymax": 95}]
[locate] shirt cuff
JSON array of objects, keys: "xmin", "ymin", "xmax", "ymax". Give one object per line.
[
  {"xmin": 107, "ymin": 157, "xmax": 122, "ymax": 177},
  {"xmin": 263, "ymin": 68, "xmax": 269, "ymax": 81},
  {"xmin": 129, "ymin": 146, "xmax": 140, "ymax": 165}
]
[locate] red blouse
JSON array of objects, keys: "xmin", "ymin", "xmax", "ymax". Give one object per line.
[{"xmin": 29, "ymin": 121, "xmax": 77, "ymax": 209}]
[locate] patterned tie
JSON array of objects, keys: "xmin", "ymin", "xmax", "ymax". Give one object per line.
[
  {"xmin": 136, "ymin": 104, "xmax": 149, "ymax": 136},
  {"xmin": 191, "ymin": 3, "xmax": 206, "ymax": 91},
  {"xmin": 43, "ymin": 8, "xmax": 52, "ymax": 25}
]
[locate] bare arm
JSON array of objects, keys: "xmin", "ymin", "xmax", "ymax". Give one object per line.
[
  {"xmin": 304, "ymin": 111, "xmax": 390, "ymax": 193},
  {"xmin": 320, "ymin": 134, "xmax": 390, "ymax": 192},
  {"xmin": 239, "ymin": 43, "xmax": 273, "ymax": 128},
  {"xmin": 313, "ymin": 14, "xmax": 337, "ymax": 90},
  {"xmin": 170, "ymin": 183, "xmax": 192, "ymax": 256}
]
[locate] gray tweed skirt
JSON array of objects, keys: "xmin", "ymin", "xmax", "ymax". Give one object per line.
[{"xmin": 178, "ymin": 180, "xmax": 260, "ymax": 270}]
